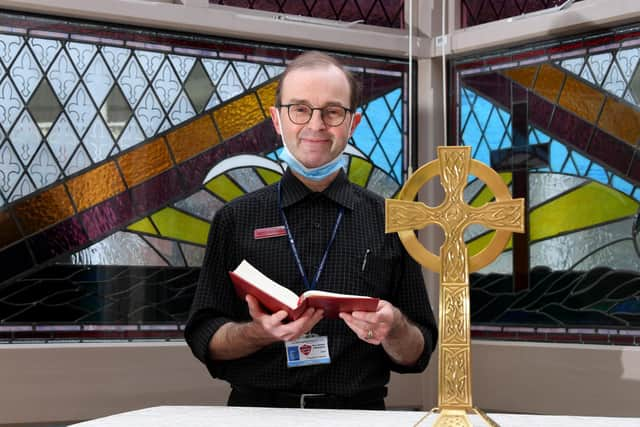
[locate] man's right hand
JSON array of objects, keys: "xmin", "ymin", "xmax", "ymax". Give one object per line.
[
  {"xmin": 246, "ymin": 294, "xmax": 324, "ymax": 342},
  {"xmin": 209, "ymin": 295, "xmax": 323, "ymax": 361}
]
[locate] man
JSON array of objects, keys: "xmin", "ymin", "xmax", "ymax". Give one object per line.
[{"xmin": 185, "ymin": 51, "xmax": 437, "ymax": 410}]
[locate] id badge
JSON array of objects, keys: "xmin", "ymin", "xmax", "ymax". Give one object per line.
[{"xmin": 285, "ymin": 335, "xmax": 331, "ymax": 368}]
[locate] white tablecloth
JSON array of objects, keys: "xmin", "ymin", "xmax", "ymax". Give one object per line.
[{"xmin": 70, "ymin": 405, "xmax": 640, "ymax": 426}]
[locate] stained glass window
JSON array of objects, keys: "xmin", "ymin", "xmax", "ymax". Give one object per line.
[
  {"xmin": 0, "ymin": 11, "xmax": 410, "ymax": 343},
  {"xmin": 452, "ymin": 24, "xmax": 640, "ymax": 346}
]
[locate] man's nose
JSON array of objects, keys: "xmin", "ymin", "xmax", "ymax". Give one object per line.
[{"xmin": 306, "ymin": 109, "xmax": 326, "ymax": 130}]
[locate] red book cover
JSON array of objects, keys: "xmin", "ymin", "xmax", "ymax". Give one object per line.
[{"xmin": 229, "ymin": 260, "xmax": 379, "ymax": 320}]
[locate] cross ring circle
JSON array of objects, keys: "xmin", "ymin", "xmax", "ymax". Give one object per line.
[{"xmin": 396, "ymin": 157, "xmax": 513, "ymax": 273}]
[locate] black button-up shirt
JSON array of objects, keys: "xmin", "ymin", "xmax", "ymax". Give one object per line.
[{"xmin": 185, "ymin": 168, "xmax": 437, "ymax": 397}]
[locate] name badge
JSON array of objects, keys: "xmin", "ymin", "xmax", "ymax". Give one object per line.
[
  {"xmin": 285, "ymin": 335, "xmax": 331, "ymax": 368},
  {"xmin": 254, "ymin": 225, "xmax": 287, "ymax": 239}
]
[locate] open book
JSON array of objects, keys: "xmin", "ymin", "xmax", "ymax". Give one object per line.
[{"xmin": 229, "ymin": 260, "xmax": 379, "ymax": 320}]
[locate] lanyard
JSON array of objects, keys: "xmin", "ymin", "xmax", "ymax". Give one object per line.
[{"xmin": 278, "ymin": 181, "xmax": 344, "ymax": 291}]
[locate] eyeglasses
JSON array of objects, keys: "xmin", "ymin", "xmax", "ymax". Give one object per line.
[{"xmin": 278, "ymin": 103, "xmax": 352, "ymax": 127}]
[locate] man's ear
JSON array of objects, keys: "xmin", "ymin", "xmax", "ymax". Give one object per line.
[{"xmin": 269, "ymin": 106, "xmax": 281, "ymax": 135}]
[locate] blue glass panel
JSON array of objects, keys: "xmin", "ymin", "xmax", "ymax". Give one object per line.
[
  {"xmin": 370, "ymin": 144, "xmax": 391, "ymax": 172},
  {"xmin": 549, "ymin": 141, "xmax": 568, "ymax": 172},
  {"xmin": 471, "ymin": 95, "xmax": 493, "ymax": 127},
  {"xmin": 571, "ymin": 151, "xmax": 591, "ymax": 176},
  {"xmin": 562, "ymin": 155, "xmax": 578, "ymax": 175},
  {"xmin": 379, "ymin": 120, "xmax": 401, "ymax": 162},
  {"xmin": 611, "ymin": 175, "xmax": 633, "ymax": 195},
  {"xmin": 352, "ymin": 117, "xmax": 376, "ymax": 155},
  {"xmin": 586, "ymin": 162, "xmax": 607, "ymax": 184},
  {"xmin": 484, "ymin": 108, "xmax": 509, "ymax": 150},
  {"xmin": 461, "ymin": 111, "xmax": 483, "ymax": 147},
  {"xmin": 474, "ymin": 140, "xmax": 491, "ymax": 166},
  {"xmin": 364, "ymin": 97, "xmax": 391, "ymax": 137}
]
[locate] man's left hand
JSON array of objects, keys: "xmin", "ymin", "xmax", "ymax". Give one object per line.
[{"xmin": 339, "ymin": 300, "xmax": 399, "ymax": 345}]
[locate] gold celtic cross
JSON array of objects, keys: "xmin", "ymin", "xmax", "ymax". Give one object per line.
[{"xmin": 386, "ymin": 146, "xmax": 524, "ymax": 427}]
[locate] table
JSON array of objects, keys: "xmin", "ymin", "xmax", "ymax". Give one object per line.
[{"xmin": 70, "ymin": 406, "xmax": 640, "ymax": 426}]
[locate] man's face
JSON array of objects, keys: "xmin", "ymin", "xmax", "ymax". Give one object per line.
[{"xmin": 270, "ymin": 65, "xmax": 361, "ymax": 169}]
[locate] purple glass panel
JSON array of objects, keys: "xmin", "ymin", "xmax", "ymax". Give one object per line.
[
  {"xmin": 0, "ymin": 241, "xmax": 34, "ymax": 283},
  {"xmin": 224, "ymin": 120, "xmax": 280, "ymax": 156},
  {"xmin": 361, "ymin": 74, "xmax": 403, "ymax": 105},
  {"xmin": 587, "ymin": 130, "xmax": 634, "ymax": 176},
  {"xmin": 131, "ymin": 168, "xmax": 185, "ymax": 216},
  {"xmin": 527, "ymin": 91, "xmax": 554, "ymax": 129},
  {"xmin": 548, "ymin": 107, "xmax": 594, "ymax": 151},
  {"xmin": 80, "ymin": 192, "xmax": 136, "ymax": 241},
  {"xmin": 178, "ymin": 145, "xmax": 228, "ymax": 191},
  {"xmin": 462, "ymin": 73, "xmax": 511, "ymax": 109},
  {"xmin": 28, "ymin": 217, "xmax": 89, "ymax": 264},
  {"xmin": 512, "ymin": 82, "xmax": 527, "ymax": 104},
  {"xmin": 461, "ymin": 0, "xmax": 583, "ymax": 28},
  {"xmin": 626, "ymin": 154, "xmax": 640, "ymax": 185},
  {"xmin": 211, "ymin": 0, "xmax": 404, "ymax": 28}
]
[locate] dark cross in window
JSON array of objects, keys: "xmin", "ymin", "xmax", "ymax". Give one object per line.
[{"xmin": 490, "ymin": 86, "xmax": 550, "ymax": 292}]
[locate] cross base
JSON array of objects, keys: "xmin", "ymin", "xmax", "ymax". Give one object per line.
[{"xmin": 414, "ymin": 407, "xmax": 500, "ymax": 427}]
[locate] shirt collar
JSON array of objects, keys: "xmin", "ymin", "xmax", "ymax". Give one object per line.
[{"xmin": 280, "ymin": 168, "xmax": 355, "ymax": 210}]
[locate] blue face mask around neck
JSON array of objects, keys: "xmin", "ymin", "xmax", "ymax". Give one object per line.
[{"xmin": 276, "ymin": 110, "xmax": 353, "ymax": 181}]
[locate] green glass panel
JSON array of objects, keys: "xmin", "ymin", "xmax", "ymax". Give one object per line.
[
  {"xmin": 256, "ymin": 167, "xmax": 282, "ymax": 185},
  {"xmin": 348, "ymin": 156, "xmax": 373, "ymax": 187},
  {"xmin": 205, "ymin": 174, "xmax": 244, "ymax": 202},
  {"xmin": 151, "ymin": 207, "xmax": 209, "ymax": 245},
  {"xmin": 127, "ymin": 217, "xmax": 157, "ymax": 235}
]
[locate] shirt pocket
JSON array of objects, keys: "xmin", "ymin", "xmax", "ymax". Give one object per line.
[{"xmin": 357, "ymin": 251, "xmax": 393, "ymax": 299}]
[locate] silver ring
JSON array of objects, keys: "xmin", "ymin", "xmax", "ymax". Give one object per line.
[{"xmin": 366, "ymin": 330, "xmax": 373, "ymax": 340}]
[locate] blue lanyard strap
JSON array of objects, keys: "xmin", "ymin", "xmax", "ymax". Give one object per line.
[{"xmin": 278, "ymin": 181, "xmax": 344, "ymax": 291}]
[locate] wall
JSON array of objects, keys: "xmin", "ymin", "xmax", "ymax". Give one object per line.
[{"xmin": 0, "ymin": 342, "xmax": 426, "ymax": 424}]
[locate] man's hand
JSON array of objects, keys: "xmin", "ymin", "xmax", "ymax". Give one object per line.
[
  {"xmin": 339, "ymin": 300, "xmax": 424, "ymax": 366},
  {"xmin": 209, "ymin": 295, "xmax": 324, "ymax": 361},
  {"xmin": 339, "ymin": 300, "xmax": 398, "ymax": 345},
  {"xmin": 246, "ymin": 294, "xmax": 324, "ymax": 342}
]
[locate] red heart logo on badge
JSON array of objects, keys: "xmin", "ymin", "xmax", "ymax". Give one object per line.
[{"xmin": 300, "ymin": 344, "xmax": 312, "ymax": 356}]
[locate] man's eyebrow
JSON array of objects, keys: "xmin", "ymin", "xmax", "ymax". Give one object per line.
[{"xmin": 285, "ymin": 98, "xmax": 347, "ymax": 107}]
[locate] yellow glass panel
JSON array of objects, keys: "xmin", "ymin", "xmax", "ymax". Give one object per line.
[
  {"xmin": 213, "ymin": 94, "xmax": 265, "ymax": 140},
  {"xmin": 118, "ymin": 137, "xmax": 173, "ymax": 187},
  {"xmin": 151, "ymin": 207, "xmax": 210, "ymax": 245},
  {"xmin": 13, "ymin": 184, "xmax": 75, "ymax": 235},
  {"xmin": 348, "ymin": 157, "xmax": 373, "ymax": 187},
  {"xmin": 533, "ymin": 64, "xmax": 565, "ymax": 103},
  {"xmin": 558, "ymin": 76, "xmax": 605, "ymax": 124},
  {"xmin": 205, "ymin": 174, "xmax": 245, "ymax": 202},
  {"xmin": 67, "ymin": 162, "xmax": 125, "ymax": 212},
  {"xmin": 256, "ymin": 167, "xmax": 282, "ymax": 185},
  {"xmin": 530, "ymin": 181, "xmax": 638, "ymax": 241},
  {"xmin": 257, "ymin": 80, "xmax": 279, "ymax": 112},
  {"xmin": 469, "ymin": 173, "xmax": 512, "ymax": 207},
  {"xmin": 597, "ymin": 97, "xmax": 640, "ymax": 145},
  {"xmin": 166, "ymin": 115, "xmax": 220, "ymax": 163},
  {"xmin": 467, "ymin": 231, "xmax": 513, "ymax": 256},
  {"xmin": 503, "ymin": 65, "xmax": 538, "ymax": 89},
  {"xmin": 127, "ymin": 217, "xmax": 158, "ymax": 235}
]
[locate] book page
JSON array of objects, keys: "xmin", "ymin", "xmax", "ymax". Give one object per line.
[
  {"xmin": 301, "ymin": 290, "xmax": 375, "ymax": 299},
  {"xmin": 234, "ymin": 260, "xmax": 299, "ymax": 309}
]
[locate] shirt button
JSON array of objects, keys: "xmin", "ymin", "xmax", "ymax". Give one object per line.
[{"xmin": 314, "ymin": 222, "xmax": 320, "ymax": 229}]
